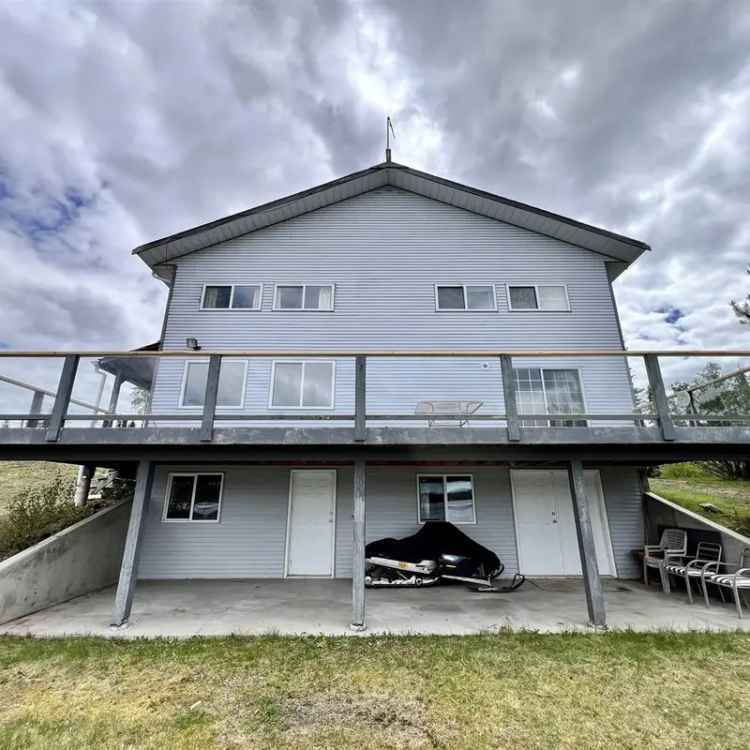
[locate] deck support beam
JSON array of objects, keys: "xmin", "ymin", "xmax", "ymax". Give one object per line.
[
  {"xmin": 111, "ymin": 460, "xmax": 153, "ymax": 627},
  {"xmin": 73, "ymin": 464, "xmax": 95, "ymax": 507},
  {"xmin": 351, "ymin": 459, "xmax": 367, "ymax": 631},
  {"xmin": 567, "ymin": 459, "xmax": 607, "ymax": 628}
]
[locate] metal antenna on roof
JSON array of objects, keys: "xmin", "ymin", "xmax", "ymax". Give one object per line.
[{"xmin": 386, "ymin": 116, "xmax": 395, "ymax": 163}]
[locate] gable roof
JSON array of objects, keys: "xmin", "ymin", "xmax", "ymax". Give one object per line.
[{"xmin": 133, "ymin": 161, "xmax": 650, "ymax": 273}]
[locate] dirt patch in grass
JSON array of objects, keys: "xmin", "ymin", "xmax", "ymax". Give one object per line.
[{"xmin": 283, "ymin": 690, "xmax": 439, "ymax": 747}]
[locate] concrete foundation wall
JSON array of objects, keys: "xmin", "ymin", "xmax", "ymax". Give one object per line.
[
  {"xmin": 644, "ymin": 492, "xmax": 750, "ymax": 566},
  {"xmin": 0, "ymin": 499, "xmax": 131, "ymax": 625}
]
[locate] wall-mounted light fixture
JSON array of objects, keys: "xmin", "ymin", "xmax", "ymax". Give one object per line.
[{"xmin": 186, "ymin": 337, "xmax": 201, "ymax": 351}]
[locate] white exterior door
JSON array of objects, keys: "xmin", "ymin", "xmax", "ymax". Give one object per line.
[
  {"xmin": 286, "ymin": 470, "xmax": 336, "ymax": 576},
  {"xmin": 511, "ymin": 470, "xmax": 615, "ymax": 576}
]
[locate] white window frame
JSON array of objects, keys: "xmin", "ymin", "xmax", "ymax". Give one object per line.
[
  {"xmin": 513, "ymin": 366, "xmax": 588, "ymax": 426},
  {"xmin": 506, "ymin": 283, "xmax": 571, "ymax": 312},
  {"xmin": 434, "ymin": 284, "xmax": 498, "ymax": 312},
  {"xmin": 178, "ymin": 359, "xmax": 248, "ymax": 410},
  {"xmin": 416, "ymin": 473, "xmax": 477, "ymax": 525},
  {"xmin": 162, "ymin": 472, "xmax": 224, "ymax": 523},
  {"xmin": 268, "ymin": 360, "xmax": 336, "ymax": 409},
  {"xmin": 273, "ymin": 284, "xmax": 335, "ymax": 311},
  {"xmin": 200, "ymin": 283, "xmax": 263, "ymax": 311}
]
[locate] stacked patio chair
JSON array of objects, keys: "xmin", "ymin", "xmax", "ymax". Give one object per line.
[
  {"xmin": 642, "ymin": 528, "xmax": 688, "ymax": 590},
  {"xmin": 700, "ymin": 547, "xmax": 750, "ymax": 619},
  {"xmin": 663, "ymin": 541, "xmax": 723, "ymax": 603}
]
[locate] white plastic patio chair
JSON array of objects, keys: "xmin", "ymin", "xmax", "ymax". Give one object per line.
[
  {"xmin": 642, "ymin": 528, "xmax": 688, "ymax": 590},
  {"xmin": 700, "ymin": 547, "xmax": 750, "ymax": 619},
  {"xmin": 663, "ymin": 541, "xmax": 722, "ymax": 603}
]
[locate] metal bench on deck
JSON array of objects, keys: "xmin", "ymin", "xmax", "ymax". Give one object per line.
[{"xmin": 415, "ymin": 400, "xmax": 483, "ymax": 427}]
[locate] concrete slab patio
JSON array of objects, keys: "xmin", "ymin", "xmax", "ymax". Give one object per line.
[{"xmin": 1, "ymin": 578, "xmax": 748, "ymax": 638}]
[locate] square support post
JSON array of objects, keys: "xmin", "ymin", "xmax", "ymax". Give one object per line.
[
  {"xmin": 111, "ymin": 460, "xmax": 153, "ymax": 627},
  {"xmin": 200, "ymin": 355, "xmax": 222, "ymax": 442},
  {"xmin": 500, "ymin": 354, "xmax": 521, "ymax": 441},
  {"xmin": 567, "ymin": 459, "xmax": 607, "ymax": 628},
  {"xmin": 351, "ymin": 460, "xmax": 367, "ymax": 631},
  {"xmin": 354, "ymin": 356, "xmax": 367, "ymax": 442},
  {"xmin": 45, "ymin": 355, "xmax": 79, "ymax": 442},
  {"xmin": 644, "ymin": 354, "xmax": 675, "ymax": 441},
  {"xmin": 25, "ymin": 390, "xmax": 45, "ymax": 428}
]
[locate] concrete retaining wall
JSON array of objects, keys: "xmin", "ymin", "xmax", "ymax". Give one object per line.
[
  {"xmin": 0, "ymin": 499, "xmax": 131, "ymax": 625},
  {"xmin": 644, "ymin": 492, "xmax": 750, "ymax": 566}
]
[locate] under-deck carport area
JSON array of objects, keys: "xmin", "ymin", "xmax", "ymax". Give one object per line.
[{"xmin": 2, "ymin": 578, "xmax": 749, "ymax": 638}]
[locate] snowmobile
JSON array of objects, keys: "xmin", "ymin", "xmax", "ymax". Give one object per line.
[{"xmin": 365, "ymin": 521, "xmax": 525, "ymax": 592}]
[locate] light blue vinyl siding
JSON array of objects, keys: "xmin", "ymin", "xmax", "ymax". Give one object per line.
[
  {"xmin": 137, "ymin": 465, "xmax": 643, "ymax": 580},
  {"xmin": 150, "ymin": 186, "xmax": 633, "ymax": 419}
]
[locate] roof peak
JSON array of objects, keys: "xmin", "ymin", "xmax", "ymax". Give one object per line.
[{"xmin": 133, "ymin": 162, "xmax": 649, "ymax": 271}]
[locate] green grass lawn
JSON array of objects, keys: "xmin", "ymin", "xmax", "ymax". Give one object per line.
[
  {"xmin": 0, "ymin": 461, "xmax": 77, "ymax": 515},
  {"xmin": 0, "ymin": 633, "xmax": 749, "ymax": 749},
  {"xmin": 649, "ymin": 464, "xmax": 750, "ymax": 537}
]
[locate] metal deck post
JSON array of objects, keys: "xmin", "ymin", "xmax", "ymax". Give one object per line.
[
  {"xmin": 354, "ymin": 356, "xmax": 367, "ymax": 442},
  {"xmin": 351, "ymin": 460, "xmax": 367, "ymax": 630},
  {"xmin": 111, "ymin": 460, "xmax": 153, "ymax": 627},
  {"xmin": 567, "ymin": 459, "xmax": 607, "ymax": 628}
]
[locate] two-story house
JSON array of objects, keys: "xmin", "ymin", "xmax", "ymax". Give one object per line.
[
  {"xmin": 106, "ymin": 157, "xmax": 652, "ymax": 629},
  {"xmin": 19, "ymin": 156, "xmax": 743, "ymax": 632}
]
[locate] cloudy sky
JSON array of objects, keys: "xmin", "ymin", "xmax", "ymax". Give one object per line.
[{"xmin": 1, "ymin": 0, "xmax": 749, "ymax": 385}]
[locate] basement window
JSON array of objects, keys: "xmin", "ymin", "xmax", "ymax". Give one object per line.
[
  {"xmin": 274, "ymin": 284, "xmax": 334, "ymax": 311},
  {"xmin": 163, "ymin": 473, "xmax": 223, "ymax": 522},
  {"xmin": 417, "ymin": 474, "xmax": 476, "ymax": 524},
  {"xmin": 435, "ymin": 284, "xmax": 496, "ymax": 311},
  {"xmin": 201, "ymin": 284, "xmax": 262, "ymax": 310},
  {"xmin": 507, "ymin": 284, "xmax": 570, "ymax": 311}
]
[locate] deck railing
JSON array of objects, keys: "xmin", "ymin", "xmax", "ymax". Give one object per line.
[{"xmin": 0, "ymin": 349, "xmax": 749, "ymax": 443}]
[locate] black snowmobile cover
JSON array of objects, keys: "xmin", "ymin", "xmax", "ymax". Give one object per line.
[{"xmin": 365, "ymin": 521, "xmax": 501, "ymax": 572}]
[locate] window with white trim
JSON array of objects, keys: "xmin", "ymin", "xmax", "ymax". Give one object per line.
[
  {"xmin": 508, "ymin": 284, "xmax": 569, "ymax": 311},
  {"xmin": 417, "ymin": 474, "xmax": 476, "ymax": 524},
  {"xmin": 436, "ymin": 284, "xmax": 496, "ymax": 311},
  {"xmin": 513, "ymin": 368, "xmax": 586, "ymax": 426},
  {"xmin": 270, "ymin": 361, "xmax": 335, "ymax": 408},
  {"xmin": 163, "ymin": 473, "xmax": 223, "ymax": 522},
  {"xmin": 180, "ymin": 360, "xmax": 247, "ymax": 408},
  {"xmin": 274, "ymin": 284, "xmax": 334, "ymax": 310},
  {"xmin": 201, "ymin": 284, "xmax": 262, "ymax": 310}
]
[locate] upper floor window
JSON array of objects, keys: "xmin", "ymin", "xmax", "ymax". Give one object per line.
[
  {"xmin": 507, "ymin": 284, "xmax": 569, "ymax": 311},
  {"xmin": 417, "ymin": 474, "xmax": 476, "ymax": 524},
  {"xmin": 180, "ymin": 360, "xmax": 247, "ymax": 408},
  {"xmin": 274, "ymin": 284, "xmax": 334, "ymax": 311},
  {"xmin": 163, "ymin": 473, "xmax": 223, "ymax": 522},
  {"xmin": 201, "ymin": 284, "xmax": 262, "ymax": 310},
  {"xmin": 435, "ymin": 284, "xmax": 497, "ymax": 311},
  {"xmin": 513, "ymin": 367, "xmax": 585, "ymax": 426},
  {"xmin": 270, "ymin": 361, "xmax": 335, "ymax": 408}
]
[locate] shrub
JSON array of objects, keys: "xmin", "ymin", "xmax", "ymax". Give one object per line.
[{"xmin": 0, "ymin": 475, "xmax": 97, "ymax": 560}]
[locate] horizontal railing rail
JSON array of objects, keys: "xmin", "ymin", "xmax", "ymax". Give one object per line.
[
  {"xmin": 0, "ymin": 349, "xmax": 749, "ymax": 444},
  {"xmin": 1, "ymin": 349, "xmax": 750, "ymax": 358}
]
